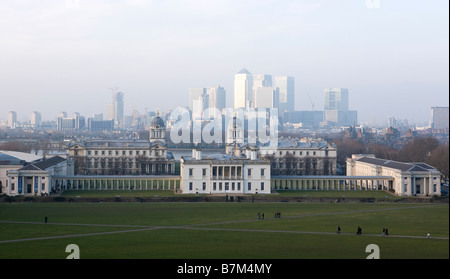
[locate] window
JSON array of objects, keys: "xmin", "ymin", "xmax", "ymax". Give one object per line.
[
  {"xmin": 404, "ymin": 184, "xmax": 408, "ymax": 192},
  {"xmin": 88, "ymin": 151, "xmax": 91, "ymax": 155},
  {"xmin": 102, "ymin": 151, "xmax": 105, "ymax": 155},
  {"xmin": 189, "ymin": 169, "xmax": 193, "ymax": 176},
  {"xmin": 261, "ymin": 182, "xmax": 265, "ymax": 191},
  {"xmin": 225, "ymin": 182, "xmax": 229, "ymax": 191},
  {"xmin": 202, "ymin": 182, "xmax": 206, "ymax": 191},
  {"xmin": 116, "ymin": 151, "xmax": 119, "ymax": 156},
  {"xmin": 202, "ymin": 169, "xmax": 207, "ymax": 176},
  {"xmin": 293, "ymin": 151, "xmax": 296, "ymax": 155},
  {"xmin": 95, "ymin": 151, "xmax": 98, "ymax": 155},
  {"xmin": 261, "ymin": 169, "xmax": 265, "ymax": 176},
  {"xmin": 306, "ymin": 152, "xmax": 309, "ymax": 156},
  {"xmin": 232, "ymin": 182, "xmax": 235, "ymax": 191},
  {"xmin": 237, "ymin": 182, "xmax": 241, "ymax": 191},
  {"xmin": 248, "ymin": 182, "xmax": 251, "ymax": 191},
  {"xmin": 41, "ymin": 183, "xmax": 45, "ymax": 191},
  {"xmin": 219, "ymin": 183, "xmax": 222, "ymax": 191},
  {"xmin": 300, "ymin": 151, "xmax": 303, "ymax": 155},
  {"xmin": 213, "ymin": 182, "xmax": 217, "ymax": 191},
  {"xmin": 189, "ymin": 182, "xmax": 193, "ymax": 191},
  {"xmin": 248, "ymin": 169, "xmax": 252, "ymax": 176},
  {"xmin": 108, "ymin": 151, "xmax": 112, "ymax": 155},
  {"xmin": 129, "ymin": 151, "xmax": 133, "ymax": 155},
  {"xmin": 136, "ymin": 151, "xmax": 140, "ymax": 155},
  {"xmin": 122, "ymin": 151, "xmax": 126, "ymax": 155},
  {"xmin": 143, "ymin": 151, "xmax": 146, "ymax": 155},
  {"xmin": 11, "ymin": 183, "xmax": 15, "ymax": 191},
  {"xmin": 313, "ymin": 151, "xmax": 316, "ymax": 156}
]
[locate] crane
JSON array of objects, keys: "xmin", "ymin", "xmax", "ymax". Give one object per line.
[{"xmin": 305, "ymin": 91, "xmax": 315, "ymax": 111}]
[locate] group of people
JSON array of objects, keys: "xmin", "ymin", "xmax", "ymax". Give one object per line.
[
  {"xmin": 257, "ymin": 212, "xmax": 265, "ymax": 220},
  {"xmin": 336, "ymin": 226, "xmax": 390, "ymax": 236}
]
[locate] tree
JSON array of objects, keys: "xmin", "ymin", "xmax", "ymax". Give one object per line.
[{"xmin": 426, "ymin": 144, "xmax": 449, "ymax": 181}]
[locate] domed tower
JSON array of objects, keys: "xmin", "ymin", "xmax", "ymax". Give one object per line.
[{"xmin": 149, "ymin": 110, "xmax": 166, "ymax": 143}]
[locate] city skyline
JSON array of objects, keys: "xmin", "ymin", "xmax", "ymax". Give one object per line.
[{"xmin": 0, "ymin": 0, "xmax": 448, "ymax": 125}]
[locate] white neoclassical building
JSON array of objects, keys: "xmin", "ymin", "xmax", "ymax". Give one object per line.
[
  {"xmin": 6, "ymin": 156, "xmax": 70, "ymax": 196},
  {"xmin": 181, "ymin": 149, "xmax": 271, "ymax": 195},
  {"xmin": 346, "ymin": 154, "xmax": 442, "ymax": 196}
]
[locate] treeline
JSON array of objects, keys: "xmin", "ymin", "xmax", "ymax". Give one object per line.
[{"xmin": 334, "ymin": 136, "xmax": 449, "ymax": 180}]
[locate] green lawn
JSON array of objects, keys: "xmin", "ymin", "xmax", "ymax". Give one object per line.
[{"xmin": 0, "ymin": 202, "xmax": 448, "ymax": 259}]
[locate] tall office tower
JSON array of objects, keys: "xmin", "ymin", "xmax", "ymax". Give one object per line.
[
  {"xmin": 324, "ymin": 88, "xmax": 349, "ymax": 111},
  {"xmin": 254, "ymin": 87, "xmax": 279, "ymax": 109},
  {"xmin": 189, "ymin": 88, "xmax": 207, "ymax": 111},
  {"xmin": 7, "ymin": 111, "xmax": 17, "ymax": 129},
  {"xmin": 206, "ymin": 86, "xmax": 226, "ymax": 115},
  {"xmin": 253, "ymin": 74, "xmax": 272, "ymax": 88},
  {"xmin": 234, "ymin": 68, "xmax": 253, "ymax": 109},
  {"xmin": 59, "ymin": 112, "xmax": 68, "ymax": 118},
  {"xmin": 113, "ymin": 91, "xmax": 124, "ymax": 128},
  {"xmin": 30, "ymin": 111, "xmax": 42, "ymax": 127},
  {"xmin": 430, "ymin": 107, "xmax": 449, "ymax": 129},
  {"xmin": 274, "ymin": 76, "xmax": 295, "ymax": 113},
  {"xmin": 105, "ymin": 104, "xmax": 114, "ymax": 121},
  {"xmin": 323, "ymin": 88, "xmax": 357, "ymax": 126}
]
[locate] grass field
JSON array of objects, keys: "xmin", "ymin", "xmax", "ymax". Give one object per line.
[{"xmin": 0, "ymin": 202, "xmax": 448, "ymax": 259}]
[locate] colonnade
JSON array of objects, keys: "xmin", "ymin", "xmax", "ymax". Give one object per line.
[
  {"xmin": 271, "ymin": 176, "xmax": 394, "ymax": 191},
  {"xmin": 52, "ymin": 176, "xmax": 180, "ymax": 191}
]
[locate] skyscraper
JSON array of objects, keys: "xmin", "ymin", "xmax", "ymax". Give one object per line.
[
  {"xmin": 274, "ymin": 76, "xmax": 295, "ymax": 112},
  {"xmin": 30, "ymin": 111, "xmax": 41, "ymax": 128},
  {"xmin": 206, "ymin": 86, "xmax": 226, "ymax": 113},
  {"xmin": 323, "ymin": 88, "xmax": 357, "ymax": 126},
  {"xmin": 324, "ymin": 88, "xmax": 349, "ymax": 111},
  {"xmin": 113, "ymin": 91, "xmax": 124, "ymax": 128},
  {"xmin": 430, "ymin": 107, "xmax": 449, "ymax": 129},
  {"xmin": 7, "ymin": 111, "xmax": 17, "ymax": 129},
  {"xmin": 234, "ymin": 68, "xmax": 253, "ymax": 109},
  {"xmin": 189, "ymin": 86, "xmax": 226, "ymax": 119},
  {"xmin": 254, "ymin": 87, "xmax": 279, "ymax": 109}
]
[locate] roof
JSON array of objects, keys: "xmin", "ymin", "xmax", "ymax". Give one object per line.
[
  {"xmin": 356, "ymin": 156, "xmax": 439, "ymax": 173},
  {"xmin": 150, "ymin": 115, "xmax": 165, "ymax": 128},
  {"xmin": 19, "ymin": 156, "xmax": 66, "ymax": 171},
  {"xmin": 237, "ymin": 68, "xmax": 251, "ymax": 75},
  {"xmin": 0, "ymin": 153, "xmax": 25, "ymax": 166},
  {"xmin": 0, "ymin": 150, "xmax": 42, "ymax": 163}
]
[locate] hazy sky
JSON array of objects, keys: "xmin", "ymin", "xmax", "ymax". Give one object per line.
[{"xmin": 1, "ymin": 0, "xmax": 448, "ymax": 125}]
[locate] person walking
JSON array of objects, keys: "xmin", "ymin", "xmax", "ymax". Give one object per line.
[{"xmin": 337, "ymin": 226, "xmax": 341, "ymax": 234}]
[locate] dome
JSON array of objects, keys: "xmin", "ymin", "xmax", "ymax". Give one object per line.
[{"xmin": 151, "ymin": 115, "xmax": 165, "ymax": 128}]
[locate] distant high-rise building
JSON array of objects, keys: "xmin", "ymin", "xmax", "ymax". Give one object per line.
[
  {"xmin": 189, "ymin": 88, "xmax": 208, "ymax": 111},
  {"xmin": 324, "ymin": 88, "xmax": 348, "ymax": 111},
  {"xmin": 274, "ymin": 76, "xmax": 295, "ymax": 112},
  {"xmin": 254, "ymin": 87, "xmax": 279, "ymax": 109},
  {"xmin": 57, "ymin": 113, "xmax": 85, "ymax": 131},
  {"xmin": 7, "ymin": 111, "xmax": 17, "ymax": 129},
  {"xmin": 105, "ymin": 103, "xmax": 114, "ymax": 121},
  {"xmin": 253, "ymin": 74, "xmax": 272, "ymax": 88},
  {"xmin": 59, "ymin": 112, "xmax": 67, "ymax": 118},
  {"xmin": 189, "ymin": 86, "xmax": 226, "ymax": 119},
  {"xmin": 323, "ymin": 88, "xmax": 357, "ymax": 126},
  {"xmin": 234, "ymin": 68, "xmax": 253, "ymax": 109},
  {"xmin": 206, "ymin": 86, "xmax": 226, "ymax": 116},
  {"xmin": 430, "ymin": 107, "xmax": 449, "ymax": 129},
  {"xmin": 113, "ymin": 91, "xmax": 124, "ymax": 128},
  {"xmin": 30, "ymin": 111, "xmax": 41, "ymax": 127}
]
